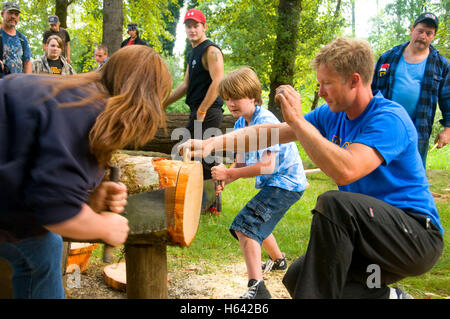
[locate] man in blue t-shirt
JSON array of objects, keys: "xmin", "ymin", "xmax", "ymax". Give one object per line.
[
  {"xmin": 180, "ymin": 37, "xmax": 443, "ymax": 299},
  {"xmin": 0, "ymin": 2, "xmax": 32, "ymax": 74}
]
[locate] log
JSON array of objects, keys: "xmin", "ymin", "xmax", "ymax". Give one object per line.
[
  {"xmin": 108, "ymin": 153, "xmax": 205, "ymax": 247},
  {"xmin": 109, "ymin": 152, "xmax": 162, "ymax": 195},
  {"xmin": 132, "ymin": 113, "xmax": 236, "ymax": 155},
  {"xmin": 103, "ymin": 262, "xmax": 126, "ymax": 292}
]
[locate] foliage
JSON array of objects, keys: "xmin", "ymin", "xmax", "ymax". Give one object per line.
[
  {"xmin": 15, "ymin": 0, "xmax": 54, "ymax": 59},
  {"xmin": 14, "ymin": 0, "xmax": 179, "ymax": 73},
  {"xmin": 163, "ymin": 54, "xmax": 190, "ymax": 112},
  {"xmin": 201, "ymin": 0, "xmax": 350, "ymax": 112}
]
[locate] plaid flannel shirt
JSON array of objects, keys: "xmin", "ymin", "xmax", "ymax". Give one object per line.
[{"xmin": 371, "ymin": 42, "xmax": 450, "ymax": 164}]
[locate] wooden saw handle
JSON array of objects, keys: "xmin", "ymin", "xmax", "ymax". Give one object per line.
[{"xmin": 183, "ymin": 148, "xmax": 191, "ymax": 163}]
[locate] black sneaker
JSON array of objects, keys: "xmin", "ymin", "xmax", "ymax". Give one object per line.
[
  {"xmin": 262, "ymin": 254, "xmax": 287, "ymax": 274},
  {"xmin": 240, "ymin": 279, "xmax": 272, "ymax": 299},
  {"xmin": 389, "ymin": 287, "xmax": 414, "ymax": 299}
]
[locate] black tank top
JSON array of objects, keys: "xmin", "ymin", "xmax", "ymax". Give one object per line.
[{"xmin": 186, "ymin": 39, "xmax": 223, "ymax": 111}]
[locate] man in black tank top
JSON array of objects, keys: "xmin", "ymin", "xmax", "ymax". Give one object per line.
[{"xmin": 166, "ymin": 8, "xmax": 224, "ymax": 183}]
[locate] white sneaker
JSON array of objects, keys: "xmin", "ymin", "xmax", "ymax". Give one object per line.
[{"xmin": 389, "ymin": 287, "xmax": 414, "ymax": 299}]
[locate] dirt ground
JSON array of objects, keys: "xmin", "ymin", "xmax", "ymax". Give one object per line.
[{"xmin": 66, "ymin": 256, "xmax": 291, "ymax": 299}]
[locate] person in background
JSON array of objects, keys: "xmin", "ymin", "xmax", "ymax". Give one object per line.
[
  {"xmin": 32, "ymin": 35, "xmax": 75, "ymax": 75},
  {"xmin": 0, "ymin": 46, "xmax": 172, "ymax": 298},
  {"xmin": 212, "ymin": 67, "xmax": 307, "ymax": 299},
  {"xmin": 372, "ymin": 12, "xmax": 449, "ymax": 167},
  {"xmin": 42, "ymin": 14, "xmax": 71, "ymax": 64},
  {"xmin": 94, "ymin": 44, "xmax": 109, "ymax": 70},
  {"xmin": 121, "ymin": 22, "xmax": 148, "ymax": 47},
  {"xmin": 165, "ymin": 9, "xmax": 224, "ymax": 214},
  {"xmin": 0, "ymin": 1, "xmax": 32, "ymax": 74}
]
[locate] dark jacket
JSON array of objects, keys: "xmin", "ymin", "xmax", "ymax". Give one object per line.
[
  {"xmin": 372, "ymin": 42, "xmax": 450, "ymax": 162},
  {"xmin": 0, "ymin": 75, "xmax": 105, "ymax": 242},
  {"xmin": 120, "ymin": 36, "xmax": 147, "ymax": 47}
]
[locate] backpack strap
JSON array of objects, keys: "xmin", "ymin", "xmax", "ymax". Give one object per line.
[
  {"xmin": 16, "ymin": 31, "xmax": 26, "ymax": 68},
  {"xmin": 0, "ymin": 30, "xmax": 3, "ymax": 61}
]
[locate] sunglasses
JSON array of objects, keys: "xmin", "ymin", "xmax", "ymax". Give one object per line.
[{"xmin": 128, "ymin": 26, "xmax": 137, "ymax": 31}]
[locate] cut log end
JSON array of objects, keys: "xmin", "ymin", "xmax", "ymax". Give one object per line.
[{"xmin": 103, "ymin": 262, "xmax": 126, "ymax": 292}]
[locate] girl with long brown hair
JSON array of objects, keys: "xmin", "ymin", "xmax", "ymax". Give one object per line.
[{"xmin": 0, "ymin": 45, "xmax": 172, "ymax": 298}]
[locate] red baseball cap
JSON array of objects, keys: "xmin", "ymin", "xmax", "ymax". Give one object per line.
[{"xmin": 184, "ymin": 9, "xmax": 206, "ymax": 24}]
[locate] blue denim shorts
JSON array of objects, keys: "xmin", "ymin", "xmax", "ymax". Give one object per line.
[{"xmin": 230, "ymin": 186, "xmax": 303, "ymax": 245}]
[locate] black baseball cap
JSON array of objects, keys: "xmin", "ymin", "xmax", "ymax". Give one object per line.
[
  {"xmin": 127, "ymin": 23, "xmax": 138, "ymax": 31},
  {"xmin": 48, "ymin": 15, "xmax": 59, "ymax": 24},
  {"xmin": 414, "ymin": 12, "xmax": 439, "ymax": 31},
  {"xmin": 2, "ymin": 2, "xmax": 20, "ymax": 13}
]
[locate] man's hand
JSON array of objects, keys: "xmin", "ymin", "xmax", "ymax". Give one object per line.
[
  {"xmin": 275, "ymin": 85, "xmax": 304, "ymax": 126},
  {"xmin": 435, "ymin": 127, "xmax": 450, "ymax": 149},
  {"xmin": 89, "ymin": 181, "xmax": 127, "ymax": 213},
  {"xmin": 98, "ymin": 212, "xmax": 129, "ymax": 246}
]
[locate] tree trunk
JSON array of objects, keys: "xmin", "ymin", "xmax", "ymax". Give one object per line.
[
  {"xmin": 103, "ymin": 0, "xmax": 123, "ymax": 55},
  {"xmin": 268, "ymin": 0, "xmax": 302, "ymax": 121},
  {"xmin": 162, "ymin": 0, "xmax": 184, "ymax": 55},
  {"xmin": 55, "ymin": 0, "xmax": 75, "ymax": 29},
  {"xmin": 311, "ymin": 83, "xmax": 320, "ymax": 110}
]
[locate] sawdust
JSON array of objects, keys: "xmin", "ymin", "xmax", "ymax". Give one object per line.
[{"xmin": 65, "ymin": 257, "xmax": 291, "ymax": 299}]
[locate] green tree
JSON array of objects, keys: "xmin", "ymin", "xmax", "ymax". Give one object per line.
[
  {"xmin": 268, "ymin": 0, "xmax": 302, "ymax": 120},
  {"xmin": 204, "ymin": 0, "xmax": 348, "ymax": 113},
  {"xmin": 161, "ymin": 0, "xmax": 184, "ymax": 56}
]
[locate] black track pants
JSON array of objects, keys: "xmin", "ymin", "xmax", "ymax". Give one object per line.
[{"xmin": 282, "ymin": 190, "xmax": 443, "ymax": 299}]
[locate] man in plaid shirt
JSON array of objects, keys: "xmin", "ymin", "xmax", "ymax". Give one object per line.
[{"xmin": 372, "ymin": 12, "xmax": 449, "ymax": 166}]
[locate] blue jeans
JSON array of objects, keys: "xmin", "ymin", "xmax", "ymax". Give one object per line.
[
  {"xmin": 230, "ymin": 186, "xmax": 303, "ymax": 245},
  {"xmin": 0, "ymin": 232, "xmax": 65, "ymax": 298}
]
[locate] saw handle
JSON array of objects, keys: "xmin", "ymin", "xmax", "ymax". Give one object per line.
[
  {"xmin": 110, "ymin": 166, "xmax": 120, "ymax": 183},
  {"xmin": 109, "ymin": 166, "xmax": 126, "ymax": 216},
  {"xmin": 183, "ymin": 147, "xmax": 191, "ymax": 163}
]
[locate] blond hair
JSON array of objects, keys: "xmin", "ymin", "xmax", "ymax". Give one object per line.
[
  {"xmin": 48, "ymin": 45, "xmax": 172, "ymax": 167},
  {"xmin": 218, "ymin": 67, "xmax": 262, "ymax": 105},
  {"xmin": 311, "ymin": 37, "xmax": 374, "ymax": 85}
]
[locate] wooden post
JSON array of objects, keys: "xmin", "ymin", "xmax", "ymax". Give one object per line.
[
  {"xmin": 125, "ymin": 243, "xmax": 168, "ymax": 299},
  {"xmin": 0, "ymin": 258, "xmax": 13, "ymax": 298}
]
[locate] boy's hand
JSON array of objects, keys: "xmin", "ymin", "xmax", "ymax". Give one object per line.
[
  {"xmin": 211, "ymin": 163, "xmax": 228, "ymax": 181},
  {"xmin": 215, "ymin": 180, "xmax": 225, "ymax": 196}
]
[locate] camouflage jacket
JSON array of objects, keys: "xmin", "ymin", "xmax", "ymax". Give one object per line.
[{"xmin": 32, "ymin": 55, "xmax": 75, "ymax": 75}]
